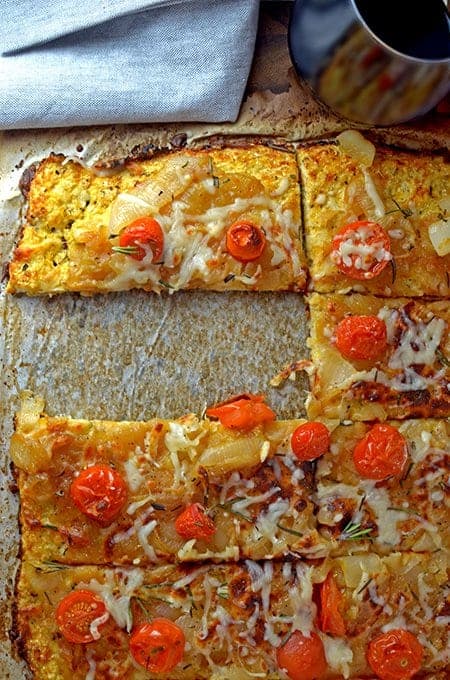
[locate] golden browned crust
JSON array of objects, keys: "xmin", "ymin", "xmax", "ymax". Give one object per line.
[
  {"xmin": 12, "ymin": 394, "xmax": 324, "ymax": 565},
  {"xmin": 16, "ymin": 552, "xmax": 449, "ymax": 679},
  {"xmin": 298, "ymin": 144, "xmax": 450, "ymax": 297},
  {"xmin": 307, "ymin": 293, "xmax": 450, "ymax": 421},
  {"xmin": 7, "ymin": 145, "xmax": 306, "ymax": 295}
]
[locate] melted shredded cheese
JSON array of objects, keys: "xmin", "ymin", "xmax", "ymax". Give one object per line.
[
  {"xmin": 135, "ymin": 518, "xmax": 158, "ymax": 561},
  {"xmin": 360, "ymin": 481, "xmax": 401, "ymax": 546},
  {"xmin": 80, "ymin": 569, "xmax": 144, "ymax": 632},
  {"xmin": 362, "ymin": 168, "xmax": 385, "ymax": 218},
  {"xmin": 219, "ymin": 471, "xmax": 255, "ymax": 504},
  {"xmin": 288, "ymin": 564, "xmax": 315, "ymax": 637},
  {"xmin": 107, "ymin": 185, "xmax": 302, "ymax": 291},
  {"xmin": 123, "ymin": 454, "xmax": 146, "ymax": 492},
  {"xmin": 177, "ymin": 540, "xmax": 239, "ymax": 561},
  {"xmin": 251, "ymin": 497, "xmax": 290, "ymax": 550},
  {"xmin": 379, "ymin": 307, "xmax": 446, "ymax": 372},
  {"xmin": 321, "ymin": 634, "xmax": 353, "ymax": 679},
  {"xmin": 85, "ymin": 650, "xmax": 97, "ymax": 680},
  {"xmin": 89, "ymin": 610, "xmax": 110, "ymax": 640},
  {"xmin": 334, "ymin": 223, "xmax": 391, "ymax": 273},
  {"xmin": 232, "ymin": 488, "xmax": 279, "ymax": 520}
]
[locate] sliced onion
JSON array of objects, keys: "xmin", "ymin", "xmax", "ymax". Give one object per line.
[
  {"xmin": 337, "ymin": 130, "xmax": 376, "ymax": 167},
  {"xmin": 10, "ymin": 432, "xmax": 52, "ymax": 473},
  {"xmin": 16, "ymin": 391, "xmax": 45, "ymax": 432},
  {"xmin": 109, "ymin": 155, "xmax": 210, "ymax": 234},
  {"xmin": 428, "ymin": 219, "xmax": 450, "ymax": 256},
  {"xmin": 336, "ymin": 554, "xmax": 382, "ymax": 588},
  {"xmin": 199, "ymin": 432, "xmax": 266, "ymax": 478}
]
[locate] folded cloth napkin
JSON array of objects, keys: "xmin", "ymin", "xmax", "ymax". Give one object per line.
[{"xmin": 0, "ymin": 0, "xmax": 259, "ymax": 129}]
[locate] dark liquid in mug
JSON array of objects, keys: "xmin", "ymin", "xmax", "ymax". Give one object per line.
[{"xmin": 355, "ymin": 0, "xmax": 450, "ymax": 59}]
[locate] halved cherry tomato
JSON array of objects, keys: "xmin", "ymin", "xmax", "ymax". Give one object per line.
[
  {"xmin": 130, "ymin": 619, "xmax": 185, "ymax": 673},
  {"xmin": 56, "ymin": 590, "xmax": 108, "ymax": 644},
  {"xmin": 226, "ymin": 221, "xmax": 266, "ymax": 262},
  {"xmin": 319, "ymin": 573, "xmax": 345, "ymax": 637},
  {"xmin": 367, "ymin": 629, "xmax": 423, "ymax": 680},
  {"xmin": 276, "ymin": 631, "xmax": 327, "ymax": 680},
  {"xmin": 331, "ymin": 221, "xmax": 391, "ymax": 280},
  {"xmin": 335, "ymin": 315, "xmax": 387, "ymax": 361},
  {"xmin": 118, "ymin": 217, "xmax": 164, "ymax": 261},
  {"xmin": 175, "ymin": 503, "xmax": 216, "ymax": 540},
  {"xmin": 206, "ymin": 394, "xmax": 276, "ymax": 431},
  {"xmin": 291, "ymin": 422, "xmax": 330, "ymax": 462},
  {"xmin": 353, "ymin": 424, "xmax": 408, "ymax": 480},
  {"xmin": 70, "ymin": 464, "xmax": 127, "ymax": 526}
]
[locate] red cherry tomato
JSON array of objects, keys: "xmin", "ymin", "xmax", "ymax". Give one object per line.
[
  {"xmin": 367, "ymin": 629, "xmax": 424, "ymax": 680},
  {"xmin": 276, "ymin": 631, "xmax": 328, "ymax": 680},
  {"xmin": 226, "ymin": 221, "xmax": 266, "ymax": 262},
  {"xmin": 291, "ymin": 422, "xmax": 330, "ymax": 462},
  {"xmin": 331, "ymin": 221, "xmax": 391, "ymax": 280},
  {"xmin": 319, "ymin": 573, "xmax": 346, "ymax": 637},
  {"xmin": 70, "ymin": 464, "xmax": 127, "ymax": 526},
  {"xmin": 118, "ymin": 217, "xmax": 164, "ymax": 261},
  {"xmin": 130, "ymin": 619, "xmax": 185, "ymax": 673},
  {"xmin": 55, "ymin": 590, "xmax": 108, "ymax": 644},
  {"xmin": 175, "ymin": 503, "xmax": 216, "ymax": 541},
  {"xmin": 335, "ymin": 315, "xmax": 387, "ymax": 361},
  {"xmin": 353, "ymin": 424, "xmax": 408, "ymax": 480},
  {"xmin": 206, "ymin": 394, "xmax": 276, "ymax": 431}
]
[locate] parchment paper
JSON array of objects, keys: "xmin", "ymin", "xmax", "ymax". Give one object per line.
[{"xmin": 0, "ymin": 4, "xmax": 449, "ymax": 678}]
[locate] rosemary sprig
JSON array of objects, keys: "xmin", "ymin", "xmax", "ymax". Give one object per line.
[
  {"xmin": 34, "ymin": 561, "xmax": 68, "ymax": 573},
  {"xmin": 276, "ymin": 523, "xmax": 303, "ymax": 538},
  {"xmin": 388, "ymin": 196, "xmax": 413, "ymax": 218},
  {"xmin": 139, "ymin": 593, "xmax": 175, "ymax": 605},
  {"xmin": 111, "ymin": 245, "xmax": 139, "ymax": 255},
  {"xmin": 407, "ymin": 585, "xmax": 420, "ymax": 602},
  {"xmin": 216, "ymin": 498, "xmax": 252, "ymax": 522},
  {"xmin": 357, "ymin": 577, "xmax": 373, "ymax": 594},
  {"xmin": 389, "ymin": 257, "xmax": 397, "ymax": 284},
  {"xmin": 131, "ymin": 595, "xmax": 150, "ymax": 618},
  {"xmin": 387, "ymin": 506, "xmax": 419, "ymax": 516},
  {"xmin": 400, "ymin": 461, "xmax": 414, "ymax": 486},
  {"xmin": 217, "ymin": 583, "xmax": 229, "ymax": 600},
  {"xmin": 436, "ymin": 348, "xmax": 450, "ymax": 368},
  {"xmin": 158, "ymin": 279, "xmax": 175, "ymax": 289},
  {"xmin": 151, "ymin": 502, "xmax": 166, "ymax": 511},
  {"xmin": 185, "ymin": 585, "xmax": 197, "ymax": 610},
  {"xmin": 223, "ymin": 273, "xmax": 235, "ymax": 283},
  {"xmin": 340, "ymin": 521, "xmax": 372, "ymax": 541},
  {"xmin": 41, "ymin": 523, "xmax": 59, "ymax": 531}
]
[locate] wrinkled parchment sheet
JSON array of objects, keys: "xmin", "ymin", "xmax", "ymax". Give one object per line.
[{"xmin": 0, "ymin": 4, "xmax": 449, "ymax": 677}]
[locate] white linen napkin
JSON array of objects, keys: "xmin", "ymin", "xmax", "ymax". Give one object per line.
[{"xmin": 0, "ymin": 0, "xmax": 259, "ymax": 129}]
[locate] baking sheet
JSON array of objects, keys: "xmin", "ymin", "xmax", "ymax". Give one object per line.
[{"xmin": 0, "ymin": 3, "xmax": 449, "ymax": 677}]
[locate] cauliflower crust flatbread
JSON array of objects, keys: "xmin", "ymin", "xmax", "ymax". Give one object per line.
[
  {"xmin": 12, "ymin": 394, "xmax": 326, "ymax": 566},
  {"xmin": 298, "ymin": 144, "xmax": 450, "ymax": 297},
  {"xmin": 7, "ymin": 145, "xmax": 306, "ymax": 295},
  {"xmin": 307, "ymin": 293, "xmax": 450, "ymax": 421},
  {"xmin": 15, "ymin": 552, "xmax": 449, "ymax": 680}
]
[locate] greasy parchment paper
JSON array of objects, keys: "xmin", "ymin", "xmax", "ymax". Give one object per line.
[{"xmin": 0, "ymin": 4, "xmax": 449, "ymax": 678}]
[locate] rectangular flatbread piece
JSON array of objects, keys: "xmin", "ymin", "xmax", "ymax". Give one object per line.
[
  {"xmin": 7, "ymin": 145, "xmax": 306, "ymax": 295},
  {"xmin": 314, "ymin": 419, "xmax": 449, "ymax": 556},
  {"xmin": 15, "ymin": 552, "xmax": 449, "ymax": 679},
  {"xmin": 307, "ymin": 293, "xmax": 450, "ymax": 420},
  {"xmin": 12, "ymin": 394, "xmax": 326, "ymax": 565},
  {"xmin": 298, "ymin": 143, "xmax": 450, "ymax": 297}
]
